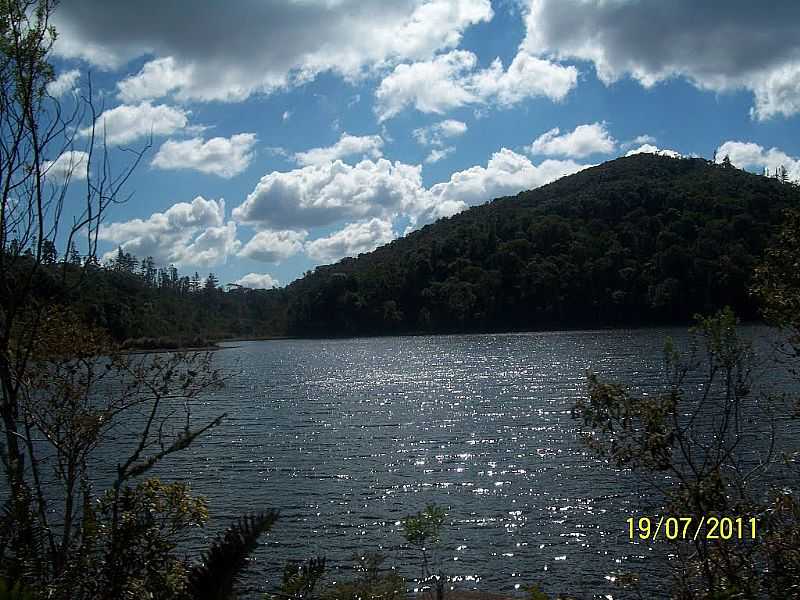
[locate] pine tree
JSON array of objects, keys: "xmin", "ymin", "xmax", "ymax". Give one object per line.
[
  {"xmin": 41, "ymin": 239, "xmax": 57, "ymax": 264},
  {"xmin": 204, "ymin": 273, "xmax": 219, "ymax": 292},
  {"xmin": 68, "ymin": 242, "xmax": 81, "ymax": 265}
]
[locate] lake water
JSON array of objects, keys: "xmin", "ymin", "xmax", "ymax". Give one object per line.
[{"xmin": 115, "ymin": 326, "xmax": 796, "ymax": 598}]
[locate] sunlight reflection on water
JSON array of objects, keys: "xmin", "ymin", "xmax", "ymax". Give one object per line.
[{"xmin": 130, "ymin": 326, "xmax": 788, "ymax": 599}]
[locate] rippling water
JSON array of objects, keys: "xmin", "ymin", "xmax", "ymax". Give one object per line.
[{"xmin": 90, "ymin": 327, "xmax": 800, "ymax": 598}]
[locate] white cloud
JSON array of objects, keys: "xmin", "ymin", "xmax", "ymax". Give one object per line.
[
  {"xmin": 116, "ymin": 57, "xmax": 193, "ymax": 103},
  {"xmin": 238, "ymin": 230, "xmax": 307, "ymax": 263},
  {"xmin": 427, "ymin": 147, "xmax": 587, "ymax": 213},
  {"xmin": 234, "ymin": 272, "xmax": 280, "ymax": 289},
  {"xmin": 98, "ymin": 196, "xmax": 240, "ymax": 266},
  {"xmin": 715, "ymin": 140, "xmax": 800, "ymax": 181},
  {"xmin": 152, "ymin": 133, "xmax": 257, "ymax": 178},
  {"xmin": 305, "ymin": 218, "xmax": 395, "ymax": 262},
  {"xmin": 631, "ymin": 134, "xmax": 657, "ymax": 146},
  {"xmin": 55, "ymin": 0, "xmax": 493, "ymax": 102},
  {"xmin": 425, "ymin": 147, "xmax": 455, "ymax": 164},
  {"xmin": 468, "ymin": 51, "xmax": 577, "ymax": 107},
  {"xmin": 46, "ymin": 69, "xmax": 80, "ymax": 97},
  {"xmin": 182, "ymin": 221, "xmax": 240, "ymax": 267},
  {"xmin": 376, "ymin": 49, "xmax": 576, "ymax": 120},
  {"xmin": 84, "ymin": 102, "xmax": 188, "ymax": 145},
  {"xmin": 750, "ymin": 66, "xmax": 800, "ymax": 120},
  {"xmin": 376, "ymin": 50, "xmax": 479, "ymax": 120},
  {"xmin": 413, "ymin": 119, "xmax": 467, "ymax": 146},
  {"xmin": 519, "ymin": 0, "xmax": 800, "ymax": 120},
  {"xmin": 232, "ymin": 146, "xmax": 593, "ymax": 235},
  {"xmin": 625, "ymin": 144, "xmax": 681, "ymax": 158},
  {"xmin": 294, "ymin": 133, "xmax": 384, "ymax": 166},
  {"xmin": 43, "ymin": 150, "xmax": 88, "ymax": 182},
  {"xmin": 528, "ymin": 122, "xmax": 616, "ymax": 158},
  {"xmin": 232, "ymin": 158, "xmax": 428, "ymax": 230}
]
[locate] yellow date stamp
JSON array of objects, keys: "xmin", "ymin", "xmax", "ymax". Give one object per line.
[{"xmin": 626, "ymin": 516, "xmax": 757, "ymax": 541}]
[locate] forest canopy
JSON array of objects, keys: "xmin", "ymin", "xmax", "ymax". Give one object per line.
[
  {"xmin": 11, "ymin": 153, "xmax": 799, "ymax": 342},
  {"xmin": 284, "ymin": 154, "xmax": 800, "ymax": 337}
]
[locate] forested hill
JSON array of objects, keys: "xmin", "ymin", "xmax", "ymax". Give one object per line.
[{"xmin": 285, "ymin": 154, "xmax": 800, "ymax": 337}]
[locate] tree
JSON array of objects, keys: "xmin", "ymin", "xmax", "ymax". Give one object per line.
[
  {"xmin": 573, "ymin": 308, "xmax": 799, "ymax": 598},
  {"xmin": 401, "ymin": 504, "xmax": 447, "ymax": 600},
  {"xmin": 67, "ymin": 241, "xmax": 81, "ymax": 266},
  {"xmin": 0, "ymin": 2, "xmax": 273, "ymax": 598},
  {"xmin": 204, "ymin": 272, "xmax": 220, "ymax": 292},
  {"xmin": 40, "ymin": 240, "xmax": 56, "ymax": 264}
]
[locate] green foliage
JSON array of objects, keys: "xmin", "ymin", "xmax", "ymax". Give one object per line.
[
  {"xmin": 574, "ymin": 308, "xmax": 800, "ymax": 598},
  {"xmin": 753, "ymin": 207, "xmax": 800, "ymax": 348},
  {"xmin": 401, "ymin": 504, "xmax": 446, "ymax": 549},
  {"xmin": 7, "ymin": 257, "xmax": 290, "ymax": 344},
  {"xmin": 268, "ymin": 557, "xmax": 326, "ymax": 600},
  {"xmin": 85, "ymin": 479, "xmax": 209, "ymax": 600},
  {"xmin": 401, "ymin": 504, "xmax": 447, "ymax": 599},
  {"xmin": 285, "ymin": 154, "xmax": 800, "ymax": 337},
  {"xmin": 0, "ymin": 579, "xmax": 34, "ymax": 600},
  {"xmin": 318, "ymin": 554, "xmax": 405, "ymax": 600},
  {"xmin": 188, "ymin": 511, "xmax": 279, "ymax": 600},
  {"xmin": 524, "ymin": 584, "xmax": 550, "ymax": 600},
  {"xmin": 521, "ymin": 584, "xmax": 579, "ymax": 600}
]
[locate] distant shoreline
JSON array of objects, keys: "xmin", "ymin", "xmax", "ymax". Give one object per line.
[
  {"xmin": 121, "ymin": 344, "xmax": 228, "ymax": 355},
  {"xmin": 122, "ymin": 318, "xmax": 770, "ymax": 350}
]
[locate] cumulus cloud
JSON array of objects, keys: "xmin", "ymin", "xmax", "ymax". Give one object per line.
[
  {"xmin": 519, "ymin": 0, "xmax": 800, "ymax": 120},
  {"xmin": 427, "ymin": 147, "xmax": 587, "ymax": 214},
  {"xmin": 625, "ymin": 144, "xmax": 681, "ymax": 158},
  {"xmin": 84, "ymin": 102, "xmax": 188, "ymax": 145},
  {"xmin": 54, "ymin": 0, "xmax": 493, "ymax": 102},
  {"xmin": 715, "ymin": 140, "xmax": 800, "ymax": 181},
  {"xmin": 294, "ymin": 133, "xmax": 383, "ymax": 166},
  {"xmin": 238, "ymin": 230, "xmax": 307, "ymax": 263},
  {"xmin": 43, "ymin": 150, "xmax": 88, "ymax": 182},
  {"xmin": 376, "ymin": 49, "xmax": 576, "ymax": 120},
  {"xmin": 305, "ymin": 218, "xmax": 395, "ymax": 262},
  {"xmin": 98, "ymin": 196, "xmax": 240, "ymax": 266},
  {"xmin": 232, "ymin": 159, "xmax": 429, "ymax": 230},
  {"xmin": 116, "ymin": 56, "xmax": 193, "ymax": 103},
  {"xmin": 425, "ymin": 147, "xmax": 455, "ymax": 164},
  {"xmin": 528, "ymin": 122, "xmax": 616, "ymax": 158},
  {"xmin": 46, "ymin": 69, "xmax": 80, "ymax": 97},
  {"xmin": 375, "ymin": 51, "xmax": 479, "ymax": 120},
  {"xmin": 232, "ymin": 146, "xmax": 592, "ymax": 235},
  {"xmin": 152, "ymin": 133, "xmax": 257, "ymax": 178},
  {"xmin": 750, "ymin": 66, "xmax": 800, "ymax": 120},
  {"xmin": 631, "ymin": 134, "xmax": 657, "ymax": 146},
  {"xmin": 468, "ymin": 51, "xmax": 578, "ymax": 107},
  {"xmin": 234, "ymin": 272, "xmax": 280, "ymax": 289},
  {"xmin": 413, "ymin": 119, "xmax": 467, "ymax": 146}
]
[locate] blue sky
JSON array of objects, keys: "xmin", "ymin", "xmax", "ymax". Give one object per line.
[{"xmin": 44, "ymin": 0, "xmax": 800, "ymax": 289}]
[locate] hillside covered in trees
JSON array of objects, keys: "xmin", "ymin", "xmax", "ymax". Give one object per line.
[
  {"xmin": 284, "ymin": 154, "xmax": 800, "ymax": 337},
  {"xmin": 10, "ymin": 251, "xmax": 288, "ymax": 346},
  {"xmin": 14, "ymin": 153, "xmax": 798, "ymax": 343}
]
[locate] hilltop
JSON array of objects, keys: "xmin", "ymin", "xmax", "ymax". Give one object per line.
[
  {"xmin": 18, "ymin": 153, "xmax": 798, "ymax": 343},
  {"xmin": 284, "ymin": 154, "xmax": 800, "ymax": 337}
]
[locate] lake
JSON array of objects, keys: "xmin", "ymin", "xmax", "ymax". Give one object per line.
[{"xmin": 125, "ymin": 326, "xmax": 795, "ymax": 599}]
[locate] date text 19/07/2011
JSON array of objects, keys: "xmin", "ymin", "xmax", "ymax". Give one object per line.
[{"xmin": 627, "ymin": 516, "xmax": 757, "ymax": 541}]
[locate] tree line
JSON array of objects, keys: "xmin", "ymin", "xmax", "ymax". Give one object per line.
[{"xmin": 285, "ymin": 153, "xmax": 800, "ymax": 337}]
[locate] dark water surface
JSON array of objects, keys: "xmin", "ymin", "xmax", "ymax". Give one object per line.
[{"xmin": 124, "ymin": 327, "xmax": 794, "ymax": 599}]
